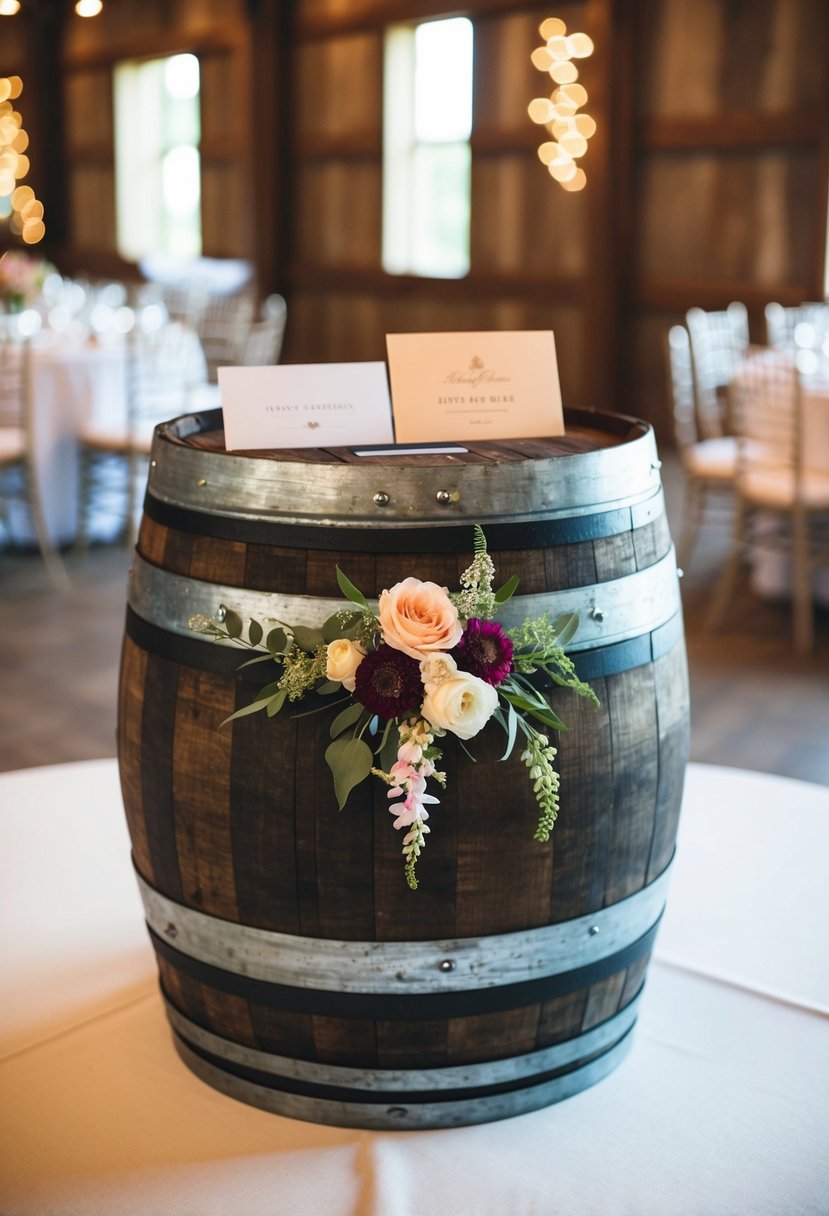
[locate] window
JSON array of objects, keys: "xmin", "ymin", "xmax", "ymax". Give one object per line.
[
  {"xmin": 383, "ymin": 17, "xmax": 473, "ymax": 279},
  {"xmin": 114, "ymin": 53, "xmax": 201, "ymax": 261}
]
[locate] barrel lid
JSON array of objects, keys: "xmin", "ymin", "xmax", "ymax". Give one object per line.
[{"xmin": 147, "ymin": 407, "xmax": 662, "ymax": 529}]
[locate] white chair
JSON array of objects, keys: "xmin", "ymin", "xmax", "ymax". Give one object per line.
[
  {"xmin": 666, "ymin": 325, "xmax": 737, "ymax": 569},
  {"xmin": 686, "ymin": 302, "xmax": 750, "ymax": 440},
  {"xmin": 77, "ymin": 322, "xmax": 206, "ymax": 549},
  {"xmin": 196, "ymin": 290, "xmax": 257, "ymax": 382},
  {"xmin": 239, "ymin": 294, "xmax": 287, "ymax": 366},
  {"xmin": 765, "ymin": 302, "xmax": 829, "ymax": 353},
  {"xmin": 0, "ymin": 329, "xmax": 70, "ymax": 591},
  {"xmin": 706, "ymin": 348, "xmax": 829, "ymax": 652}
]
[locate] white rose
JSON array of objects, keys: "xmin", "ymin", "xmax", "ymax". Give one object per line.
[
  {"xmin": 419, "ymin": 652, "xmax": 458, "ymax": 695},
  {"xmin": 325, "ymin": 638, "xmax": 365, "ymax": 692},
  {"xmin": 421, "ymin": 670, "xmax": 498, "ymax": 741}
]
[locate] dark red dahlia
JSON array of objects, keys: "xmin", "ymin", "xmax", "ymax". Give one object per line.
[
  {"xmin": 354, "ymin": 644, "xmax": 423, "ymax": 720},
  {"xmin": 454, "ymin": 618, "xmax": 514, "ymax": 686}
]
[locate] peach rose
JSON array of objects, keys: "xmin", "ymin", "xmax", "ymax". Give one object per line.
[
  {"xmin": 325, "ymin": 638, "xmax": 365, "ymax": 691},
  {"xmin": 378, "ymin": 577, "xmax": 463, "ymax": 661},
  {"xmin": 421, "ymin": 670, "xmax": 498, "ymax": 740}
]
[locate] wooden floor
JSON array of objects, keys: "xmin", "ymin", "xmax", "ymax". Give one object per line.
[{"xmin": 1, "ymin": 451, "xmax": 827, "ymax": 784}]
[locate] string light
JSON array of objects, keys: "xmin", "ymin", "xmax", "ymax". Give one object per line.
[
  {"xmin": 0, "ymin": 77, "xmax": 46, "ymax": 244},
  {"xmin": 528, "ymin": 17, "xmax": 595, "ymax": 192}
]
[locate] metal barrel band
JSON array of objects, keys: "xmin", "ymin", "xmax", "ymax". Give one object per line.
[
  {"xmin": 136, "ymin": 861, "xmax": 673, "ymax": 993},
  {"xmin": 125, "ymin": 601, "xmax": 684, "ymax": 685},
  {"xmin": 171, "ymin": 1031, "xmax": 635, "ymax": 1130},
  {"xmin": 127, "ymin": 546, "xmax": 681, "ymax": 654},
  {"xmin": 141, "ymin": 486, "xmax": 665, "ymax": 552},
  {"xmin": 147, "ymin": 918, "xmax": 661, "ymax": 1021},
  {"xmin": 164, "ymin": 987, "xmax": 642, "ymax": 1092}
]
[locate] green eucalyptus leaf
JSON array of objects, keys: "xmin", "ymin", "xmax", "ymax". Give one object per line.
[
  {"xmin": 336, "ymin": 566, "xmax": 370, "ymax": 609},
  {"xmin": 551, "ymin": 612, "xmax": 579, "ymax": 647},
  {"xmin": 292, "ymin": 625, "xmax": 325, "ymax": 652},
  {"xmin": 500, "ymin": 698, "xmax": 519, "ymax": 760},
  {"xmin": 494, "ymin": 573, "xmax": 520, "ymax": 605},
  {"xmin": 325, "ymin": 735, "xmax": 374, "ymax": 810},
  {"xmin": 266, "ymin": 689, "xmax": 289, "ymax": 717},
  {"xmin": 322, "ymin": 614, "xmax": 347, "ymax": 644},
  {"xmin": 224, "ymin": 609, "xmax": 243, "ymax": 639},
  {"xmin": 266, "ymin": 627, "xmax": 288, "ymax": 654},
  {"xmin": 236, "ymin": 652, "xmax": 279, "ymax": 669},
  {"xmin": 247, "ymin": 619, "xmax": 263, "ymax": 647},
  {"xmin": 316, "ymin": 679, "xmax": 342, "ymax": 696},
  {"xmin": 330, "ymin": 700, "xmax": 367, "ymax": 739}
]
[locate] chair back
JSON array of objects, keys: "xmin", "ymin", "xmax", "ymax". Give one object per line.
[
  {"xmin": 240, "ymin": 296, "xmax": 288, "ymax": 366},
  {"xmin": 197, "ymin": 290, "xmax": 256, "ymax": 382},
  {"xmin": 0, "ymin": 326, "xmax": 31, "ymax": 434},
  {"xmin": 765, "ymin": 302, "xmax": 829, "ymax": 353},
  {"xmin": 665, "ymin": 325, "xmax": 698, "ymax": 454},
  {"xmin": 126, "ymin": 322, "xmax": 205, "ymax": 448},
  {"xmin": 686, "ymin": 302, "xmax": 749, "ymax": 439},
  {"xmin": 729, "ymin": 349, "xmax": 802, "ymax": 491}
]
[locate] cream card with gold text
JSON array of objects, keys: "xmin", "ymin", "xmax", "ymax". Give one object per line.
[
  {"xmin": 385, "ymin": 331, "xmax": 564, "ymax": 443},
  {"xmin": 219, "ymin": 363, "xmax": 394, "ymax": 450}
]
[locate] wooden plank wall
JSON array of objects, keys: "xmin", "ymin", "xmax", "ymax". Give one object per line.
[{"xmin": 2, "ymin": 0, "xmax": 827, "ymax": 442}]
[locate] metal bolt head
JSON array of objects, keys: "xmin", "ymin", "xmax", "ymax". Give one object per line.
[
  {"xmin": 591, "ymin": 607, "xmax": 605, "ymax": 622},
  {"xmin": 215, "ymin": 605, "xmax": 227, "ymax": 623},
  {"xmin": 373, "ymin": 491, "xmax": 390, "ymax": 507},
  {"xmin": 438, "ymin": 958, "xmax": 455, "ymax": 972},
  {"xmin": 588, "ymin": 925, "xmax": 600, "ymax": 936},
  {"xmin": 387, "ymin": 1106, "xmax": 408, "ymax": 1118},
  {"xmin": 435, "ymin": 489, "xmax": 453, "ymax": 505},
  {"xmin": 197, "ymin": 478, "xmax": 207, "ymax": 487}
]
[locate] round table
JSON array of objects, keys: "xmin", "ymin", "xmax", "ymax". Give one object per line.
[{"xmin": 1, "ymin": 759, "xmax": 827, "ymax": 1215}]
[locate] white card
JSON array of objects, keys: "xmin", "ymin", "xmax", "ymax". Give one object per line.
[
  {"xmin": 219, "ymin": 363, "xmax": 394, "ymax": 451},
  {"xmin": 386, "ymin": 331, "xmax": 565, "ymax": 443}
]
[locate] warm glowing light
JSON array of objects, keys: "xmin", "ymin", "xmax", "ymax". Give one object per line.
[
  {"xmin": 531, "ymin": 18, "xmax": 594, "ymax": 192},
  {"xmin": 549, "ymin": 60, "xmax": 579, "ymax": 84},
  {"xmin": 0, "ymin": 79, "xmax": 10, "ymax": 103},
  {"xmin": 75, "ymin": 0, "xmax": 103, "ymax": 15},
  {"xmin": 567, "ymin": 33, "xmax": 594, "ymax": 58},
  {"xmin": 561, "ymin": 168, "xmax": 587, "ymax": 192},
  {"xmin": 528, "ymin": 97, "xmax": 555, "ymax": 125},
  {"xmin": 21, "ymin": 197, "xmax": 43, "ymax": 220},
  {"xmin": 13, "ymin": 152, "xmax": 29, "ymax": 178},
  {"xmin": 539, "ymin": 17, "xmax": 566, "ymax": 39},
  {"xmin": 11, "ymin": 184, "xmax": 33, "ymax": 208},
  {"xmin": 7, "ymin": 75, "xmax": 22, "ymax": 99},
  {"xmin": 557, "ymin": 83, "xmax": 588, "ymax": 107},
  {"xmin": 22, "ymin": 218, "xmax": 46, "ymax": 243},
  {"xmin": 0, "ymin": 1, "xmax": 21, "ymax": 15},
  {"xmin": 548, "ymin": 156, "xmax": 578, "ymax": 183}
]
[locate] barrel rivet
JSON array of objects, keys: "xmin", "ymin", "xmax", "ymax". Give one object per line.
[
  {"xmin": 435, "ymin": 489, "xmax": 454, "ymax": 506},
  {"xmin": 215, "ymin": 605, "xmax": 227, "ymax": 623},
  {"xmin": 591, "ymin": 607, "xmax": 605, "ymax": 622},
  {"xmin": 164, "ymin": 922, "xmax": 178, "ymax": 939},
  {"xmin": 150, "ymin": 459, "xmax": 157, "ymax": 468},
  {"xmin": 197, "ymin": 478, "xmax": 207, "ymax": 487},
  {"xmin": 373, "ymin": 491, "xmax": 390, "ymax": 507},
  {"xmin": 589, "ymin": 925, "xmax": 600, "ymax": 936},
  {"xmin": 438, "ymin": 958, "xmax": 455, "ymax": 972},
  {"xmin": 676, "ymin": 567, "xmax": 685, "ymax": 580},
  {"xmin": 387, "ymin": 1106, "xmax": 408, "ymax": 1118},
  {"xmin": 651, "ymin": 459, "xmax": 662, "ymax": 470}
]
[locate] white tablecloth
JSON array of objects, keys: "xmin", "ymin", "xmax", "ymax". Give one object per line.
[
  {"xmin": 9, "ymin": 330, "xmax": 206, "ymax": 547},
  {"xmin": 1, "ymin": 760, "xmax": 827, "ymax": 1215}
]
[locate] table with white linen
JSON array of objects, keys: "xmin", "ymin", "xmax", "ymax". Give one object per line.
[
  {"xmin": 9, "ymin": 329, "xmax": 207, "ymax": 547},
  {"xmin": 1, "ymin": 759, "xmax": 827, "ymax": 1216}
]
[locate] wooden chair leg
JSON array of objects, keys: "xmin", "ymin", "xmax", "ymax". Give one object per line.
[
  {"xmin": 676, "ymin": 477, "xmax": 703, "ymax": 571},
  {"xmin": 791, "ymin": 508, "xmax": 813, "ymax": 654},
  {"xmin": 706, "ymin": 496, "xmax": 747, "ymax": 632}
]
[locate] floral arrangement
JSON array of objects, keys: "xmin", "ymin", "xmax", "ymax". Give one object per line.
[
  {"xmin": 190, "ymin": 526, "xmax": 598, "ymax": 889},
  {"xmin": 0, "ymin": 249, "xmax": 49, "ymax": 312}
]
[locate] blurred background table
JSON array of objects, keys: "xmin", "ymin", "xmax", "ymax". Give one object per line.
[{"xmin": 1, "ymin": 759, "xmax": 827, "ymax": 1216}]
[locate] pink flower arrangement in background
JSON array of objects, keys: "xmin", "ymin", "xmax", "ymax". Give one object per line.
[
  {"xmin": 190, "ymin": 525, "xmax": 598, "ymax": 889},
  {"xmin": 0, "ymin": 249, "xmax": 49, "ymax": 311}
]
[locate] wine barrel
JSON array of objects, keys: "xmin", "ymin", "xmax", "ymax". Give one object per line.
[{"xmin": 118, "ymin": 406, "xmax": 689, "ymax": 1130}]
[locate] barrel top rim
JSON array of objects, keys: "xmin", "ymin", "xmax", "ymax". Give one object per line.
[{"xmin": 156, "ymin": 406, "xmax": 652, "ymax": 464}]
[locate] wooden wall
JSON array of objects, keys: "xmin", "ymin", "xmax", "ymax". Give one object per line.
[{"xmin": 2, "ymin": 0, "xmax": 827, "ymax": 442}]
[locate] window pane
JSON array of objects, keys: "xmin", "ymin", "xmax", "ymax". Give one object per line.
[
  {"xmin": 411, "ymin": 142, "xmax": 471, "ymax": 278},
  {"xmin": 414, "ymin": 18, "xmax": 473, "ymax": 143}
]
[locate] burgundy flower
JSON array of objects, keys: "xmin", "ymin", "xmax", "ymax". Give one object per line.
[
  {"xmin": 454, "ymin": 618, "xmax": 514, "ymax": 686},
  {"xmin": 354, "ymin": 644, "xmax": 423, "ymax": 720}
]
